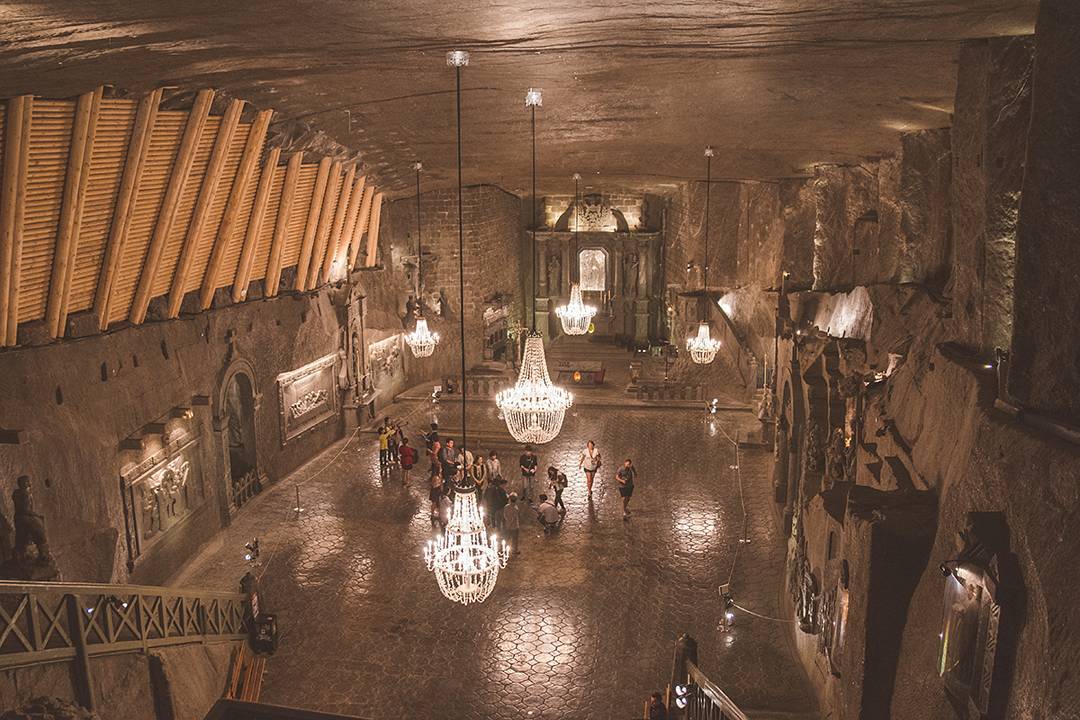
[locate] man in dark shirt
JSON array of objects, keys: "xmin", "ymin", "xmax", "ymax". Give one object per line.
[
  {"xmin": 616, "ymin": 458, "xmax": 637, "ymax": 519},
  {"xmin": 439, "ymin": 439, "xmax": 459, "ymax": 486},
  {"xmin": 519, "ymin": 445, "xmax": 539, "ymax": 501}
]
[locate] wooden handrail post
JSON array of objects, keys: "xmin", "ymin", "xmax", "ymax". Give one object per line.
[
  {"xmin": 65, "ymin": 593, "xmax": 96, "ymax": 711},
  {"xmin": 671, "ymin": 633, "xmax": 697, "ymax": 716}
]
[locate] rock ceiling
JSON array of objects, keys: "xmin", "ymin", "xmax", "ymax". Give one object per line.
[{"xmin": 0, "ymin": 0, "xmax": 1038, "ymax": 196}]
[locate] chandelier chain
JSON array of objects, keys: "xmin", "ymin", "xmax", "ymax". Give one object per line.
[{"xmin": 456, "ymin": 63, "xmax": 467, "ymax": 452}]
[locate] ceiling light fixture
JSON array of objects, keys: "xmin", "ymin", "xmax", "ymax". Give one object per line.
[
  {"xmin": 687, "ymin": 146, "xmax": 721, "ymax": 364},
  {"xmin": 425, "ymin": 50, "xmax": 509, "ymax": 605},
  {"xmin": 405, "ymin": 160, "xmax": 440, "ymax": 358},
  {"xmin": 496, "ymin": 87, "xmax": 573, "ymax": 444},
  {"xmin": 555, "ymin": 172, "xmax": 596, "ymax": 335}
]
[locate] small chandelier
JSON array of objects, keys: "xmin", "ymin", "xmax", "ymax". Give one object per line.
[
  {"xmin": 555, "ymin": 173, "xmax": 596, "ymax": 335},
  {"xmin": 687, "ymin": 146, "xmax": 721, "ymax": 365},
  {"xmin": 497, "ymin": 332, "xmax": 573, "ymax": 444},
  {"xmin": 687, "ymin": 320, "xmax": 721, "ymax": 364},
  {"xmin": 556, "ymin": 284, "xmax": 596, "ymax": 335},
  {"xmin": 496, "ymin": 87, "xmax": 573, "ymax": 444},
  {"xmin": 405, "ymin": 160, "xmax": 440, "ymax": 358},
  {"xmin": 424, "ymin": 486, "xmax": 509, "ymax": 605}
]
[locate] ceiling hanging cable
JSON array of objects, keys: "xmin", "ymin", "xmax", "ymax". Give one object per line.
[
  {"xmin": 687, "ymin": 146, "xmax": 721, "ymax": 365},
  {"xmin": 406, "ymin": 160, "xmax": 439, "ymax": 358},
  {"xmin": 495, "ymin": 88, "xmax": 572, "ymax": 444},
  {"xmin": 424, "ymin": 50, "xmax": 509, "ymax": 606},
  {"xmin": 555, "ymin": 170, "xmax": 596, "ymax": 335}
]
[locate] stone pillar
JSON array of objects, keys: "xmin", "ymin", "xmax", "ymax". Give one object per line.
[
  {"xmin": 534, "ymin": 235, "xmax": 550, "ymax": 342},
  {"xmin": 635, "ymin": 237, "xmax": 651, "ymax": 343},
  {"xmin": 1010, "ymin": 1, "xmax": 1080, "ymax": 420}
]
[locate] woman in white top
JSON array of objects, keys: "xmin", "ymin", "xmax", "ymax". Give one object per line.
[{"xmin": 579, "ymin": 440, "xmax": 602, "ymax": 497}]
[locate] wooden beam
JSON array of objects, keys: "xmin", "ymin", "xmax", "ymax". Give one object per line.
[
  {"xmin": 93, "ymin": 88, "xmax": 162, "ymax": 331},
  {"xmin": 47, "ymin": 89, "xmax": 100, "ymax": 337},
  {"xmin": 167, "ymin": 99, "xmax": 244, "ymax": 318},
  {"xmin": 363, "ymin": 192, "xmax": 385, "ymax": 268},
  {"xmin": 348, "ymin": 185, "xmax": 375, "ymax": 269},
  {"xmin": 304, "ymin": 161, "xmax": 341, "ymax": 290},
  {"xmin": 0, "ymin": 95, "xmax": 32, "ymax": 347},
  {"xmin": 335, "ymin": 174, "xmax": 366, "ymax": 275},
  {"xmin": 319, "ymin": 164, "xmax": 355, "ymax": 285},
  {"xmin": 56, "ymin": 87, "xmax": 105, "ymax": 336},
  {"xmin": 294, "ymin": 157, "xmax": 331, "ymax": 291},
  {"xmin": 265, "ymin": 152, "xmax": 301, "ymax": 297},
  {"xmin": 232, "ymin": 146, "xmax": 280, "ymax": 302},
  {"xmin": 198, "ymin": 108, "xmax": 272, "ymax": 309},
  {"xmin": 129, "ymin": 89, "xmax": 215, "ymax": 325}
]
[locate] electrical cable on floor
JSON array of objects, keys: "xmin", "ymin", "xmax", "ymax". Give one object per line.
[{"xmin": 733, "ymin": 603, "xmax": 798, "ymax": 624}]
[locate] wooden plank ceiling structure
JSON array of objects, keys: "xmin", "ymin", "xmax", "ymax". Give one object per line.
[{"xmin": 0, "ymin": 88, "xmax": 385, "ymax": 347}]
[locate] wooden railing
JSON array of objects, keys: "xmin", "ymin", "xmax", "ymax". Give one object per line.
[
  {"xmin": 670, "ymin": 634, "xmax": 749, "ymax": 720},
  {"xmin": 205, "ymin": 699, "xmax": 366, "ymax": 720},
  {"xmin": 0, "ymin": 580, "xmax": 249, "ymax": 709}
]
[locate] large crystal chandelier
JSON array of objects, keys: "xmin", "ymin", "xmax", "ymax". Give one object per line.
[
  {"xmin": 555, "ymin": 174, "xmax": 596, "ymax": 335},
  {"xmin": 424, "ymin": 487, "xmax": 509, "ymax": 604},
  {"xmin": 424, "ymin": 49, "xmax": 511, "ymax": 605},
  {"xmin": 497, "ymin": 332, "xmax": 573, "ymax": 443},
  {"xmin": 405, "ymin": 161, "xmax": 440, "ymax": 358},
  {"xmin": 496, "ymin": 87, "xmax": 573, "ymax": 444},
  {"xmin": 687, "ymin": 146, "xmax": 721, "ymax": 365}
]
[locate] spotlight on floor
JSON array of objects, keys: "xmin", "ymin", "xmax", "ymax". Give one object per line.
[{"xmin": 707, "ymin": 398, "xmax": 720, "ymax": 415}]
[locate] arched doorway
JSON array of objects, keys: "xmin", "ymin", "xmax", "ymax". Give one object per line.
[{"xmin": 224, "ymin": 371, "xmax": 261, "ymax": 509}]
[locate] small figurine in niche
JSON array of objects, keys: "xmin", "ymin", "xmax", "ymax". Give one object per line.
[
  {"xmin": 13, "ymin": 476, "xmax": 51, "ymax": 565},
  {"xmin": 825, "ymin": 427, "xmax": 848, "ymax": 487}
]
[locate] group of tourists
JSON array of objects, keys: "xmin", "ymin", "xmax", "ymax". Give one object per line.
[{"xmin": 375, "ymin": 418, "xmax": 640, "ymax": 554}]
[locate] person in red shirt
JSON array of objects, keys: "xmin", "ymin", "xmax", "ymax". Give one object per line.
[{"xmin": 398, "ymin": 437, "xmax": 418, "ymax": 487}]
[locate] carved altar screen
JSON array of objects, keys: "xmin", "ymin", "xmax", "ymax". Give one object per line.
[
  {"xmin": 278, "ymin": 353, "xmax": 339, "ymax": 443},
  {"xmin": 121, "ymin": 427, "xmax": 205, "ymax": 570},
  {"xmin": 579, "ymin": 248, "xmax": 607, "ymax": 292}
]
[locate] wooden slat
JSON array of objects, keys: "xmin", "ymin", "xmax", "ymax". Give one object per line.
[
  {"xmin": 166, "ymin": 99, "xmax": 243, "ymax": 318},
  {"xmin": 294, "ymin": 157, "xmax": 331, "ymax": 291},
  {"xmin": 66, "ymin": 98, "xmax": 137, "ymax": 317},
  {"xmin": 0, "ymin": 96, "xmax": 31, "ymax": 345},
  {"xmin": 198, "ymin": 108, "xmax": 271, "ymax": 309},
  {"xmin": 93, "ymin": 88, "xmax": 161, "ymax": 331},
  {"xmin": 319, "ymin": 164, "xmax": 355, "ymax": 285},
  {"xmin": 51, "ymin": 88, "xmax": 103, "ymax": 337},
  {"xmin": 348, "ymin": 185, "xmax": 375, "ymax": 269},
  {"xmin": 129, "ymin": 89, "xmax": 214, "ymax": 324},
  {"xmin": 231, "ymin": 146, "xmax": 280, "ymax": 302},
  {"xmin": 265, "ymin": 152, "xmax": 301, "ymax": 296},
  {"xmin": 249, "ymin": 164, "xmax": 283, "ymax": 283},
  {"xmin": 363, "ymin": 192, "xmax": 385, "ymax": 268},
  {"xmin": 304, "ymin": 161, "xmax": 341, "ymax": 290},
  {"xmin": 335, "ymin": 174, "xmax": 366, "ymax": 277}
]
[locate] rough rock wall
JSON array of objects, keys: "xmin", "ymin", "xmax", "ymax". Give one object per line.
[
  {"xmin": 385, "ymin": 185, "xmax": 523, "ymax": 370},
  {"xmin": 664, "ymin": 180, "xmax": 742, "ymax": 291},
  {"xmin": 949, "ymin": 37, "xmax": 1034, "ymax": 353},
  {"xmin": 778, "ymin": 179, "xmax": 816, "ymax": 291},
  {"xmin": 1009, "ymin": 0, "xmax": 1080, "ymax": 421}
]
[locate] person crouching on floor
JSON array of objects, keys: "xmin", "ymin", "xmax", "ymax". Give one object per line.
[{"xmin": 535, "ymin": 493, "xmax": 561, "ymax": 534}]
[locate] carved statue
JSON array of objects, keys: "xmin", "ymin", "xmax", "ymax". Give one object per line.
[
  {"xmin": 757, "ymin": 390, "xmax": 775, "ymax": 423},
  {"xmin": 825, "ymin": 427, "xmax": 848, "ymax": 487},
  {"xmin": 804, "ymin": 421, "xmax": 825, "ymax": 475},
  {"xmin": 548, "ymin": 252, "xmax": 562, "ymax": 296},
  {"xmin": 13, "ymin": 476, "xmax": 51, "ymax": 565}
]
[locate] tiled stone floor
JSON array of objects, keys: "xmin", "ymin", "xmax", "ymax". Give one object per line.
[{"xmin": 174, "ymin": 400, "xmax": 815, "ymax": 720}]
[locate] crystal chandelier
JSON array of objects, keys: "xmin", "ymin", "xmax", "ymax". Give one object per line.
[
  {"xmin": 555, "ymin": 173, "xmax": 596, "ymax": 335},
  {"xmin": 424, "ymin": 487, "xmax": 509, "ymax": 605},
  {"xmin": 496, "ymin": 87, "xmax": 573, "ymax": 444},
  {"xmin": 497, "ymin": 332, "xmax": 573, "ymax": 443},
  {"xmin": 555, "ymin": 283, "xmax": 596, "ymax": 335},
  {"xmin": 687, "ymin": 146, "xmax": 721, "ymax": 365},
  {"xmin": 405, "ymin": 161, "xmax": 439, "ymax": 358},
  {"xmin": 424, "ymin": 49, "xmax": 511, "ymax": 605}
]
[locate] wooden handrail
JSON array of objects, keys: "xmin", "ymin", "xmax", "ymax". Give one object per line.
[
  {"xmin": 0, "ymin": 580, "xmax": 245, "ymax": 601},
  {"xmin": 685, "ymin": 660, "xmax": 749, "ymax": 720}
]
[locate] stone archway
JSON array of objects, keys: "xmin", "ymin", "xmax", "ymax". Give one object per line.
[{"xmin": 215, "ymin": 358, "xmax": 263, "ymax": 514}]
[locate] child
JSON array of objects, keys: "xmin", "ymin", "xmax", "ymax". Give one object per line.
[{"xmin": 547, "ymin": 465, "xmax": 568, "ymax": 513}]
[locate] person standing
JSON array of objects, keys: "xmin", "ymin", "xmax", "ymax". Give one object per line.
[
  {"xmin": 502, "ymin": 493, "xmax": 522, "ymax": 556},
  {"xmin": 489, "ymin": 478, "xmax": 509, "ymax": 531},
  {"xmin": 579, "ymin": 440, "xmax": 602, "ymax": 498},
  {"xmin": 519, "ymin": 445, "xmax": 539, "ymax": 501},
  {"xmin": 547, "ymin": 465, "xmax": 567, "ymax": 514},
  {"xmin": 425, "ymin": 423, "xmax": 441, "ymax": 474},
  {"xmin": 377, "ymin": 421, "xmax": 393, "ymax": 474},
  {"xmin": 616, "ymin": 458, "xmax": 637, "ymax": 519},
  {"xmin": 386, "ymin": 418, "xmax": 401, "ymax": 466},
  {"xmin": 488, "ymin": 451, "xmax": 504, "ymax": 484},
  {"xmin": 439, "ymin": 439, "xmax": 458, "ymax": 486},
  {"xmin": 647, "ymin": 692, "xmax": 668, "ymax": 720},
  {"xmin": 470, "ymin": 453, "xmax": 491, "ymax": 493},
  {"xmin": 428, "ymin": 468, "xmax": 444, "ymax": 528},
  {"xmin": 398, "ymin": 437, "xmax": 417, "ymax": 486}
]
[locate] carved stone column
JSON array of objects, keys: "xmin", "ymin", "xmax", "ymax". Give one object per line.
[{"xmin": 534, "ymin": 235, "xmax": 550, "ymax": 343}]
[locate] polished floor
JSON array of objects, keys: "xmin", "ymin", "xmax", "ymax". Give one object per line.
[{"xmin": 175, "ymin": 399, "xmax": 815, "ymax": 720}]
